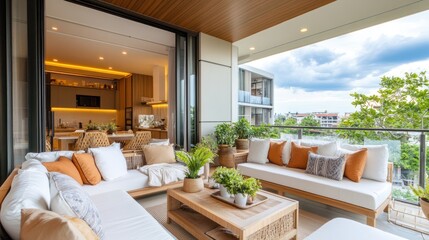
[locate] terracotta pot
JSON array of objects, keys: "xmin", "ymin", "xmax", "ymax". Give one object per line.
[
  {"xmin": 235, "ymin": 139, "xmax": 249, "ymax": 150},
  {"xmin": 183, "ymin": 177, "xmax": 204, "ymax": 193},
  {"xmin": 421, "ymin": 198, "xmax": 429, "ymax": 219},
  {"xmin": 218, "ymin": 145, "xmax": 235, "ymax": 168}
]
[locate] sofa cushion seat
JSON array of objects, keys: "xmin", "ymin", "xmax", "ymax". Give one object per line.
[
  {"xmin": 237, "ymin": 163, "xmax": 391, "ymax": 210},
  {"xmin": 82, "ymin": 170, "xmax": 149, "ymax": 196},
  {"xmin": 90, "ymin": 190, "xmax": 174, "ymax": 240}
]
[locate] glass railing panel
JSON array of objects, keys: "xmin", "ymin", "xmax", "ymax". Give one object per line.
[
  {"xmin": 263, "ymin": 97, "xmax": 271, "ymax": 105},
  {"xmin": 250, "ymin": 96, "xmax": 262, "ymax": 104}
]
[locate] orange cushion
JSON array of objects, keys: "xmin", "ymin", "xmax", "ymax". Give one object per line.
[
  {"xmin": 72, "ymin": 153, "xmax": 101, "ymax": 185},
  {"xmin": 288, "ymin": 142, "xmax": 318, "ymax": 169},
  {"xmin": 43, "ymin": 157, "xmax": 83, "ymax": 185},
  {"xmin": 344, "ymin": 148, "xmax": 368, "ymax": 182},
  {"xmin": 268, "ymin": 141, "xmax": 286, "ymax": 165}
]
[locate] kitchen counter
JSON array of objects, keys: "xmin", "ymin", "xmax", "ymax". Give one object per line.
[
  {"xmin": 54, "ymin": 128, "xmax": 78, "ymax": 133},
  {"xmin": 137, "ymin": 128, "xmax": 168, "ymax": 139}
]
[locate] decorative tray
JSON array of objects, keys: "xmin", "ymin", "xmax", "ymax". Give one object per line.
[{"xmin": 210, "ymin": 191, "xmax": 268, "ymax": 209}]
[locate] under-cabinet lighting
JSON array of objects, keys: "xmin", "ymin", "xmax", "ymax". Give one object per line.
[
  {"xmin": 51, "ymin": 107, "xmax": 117, "ymax": 113},
  {"xmin": 45, "ymin": 61, "xmax": 129, "ymax": 77}
]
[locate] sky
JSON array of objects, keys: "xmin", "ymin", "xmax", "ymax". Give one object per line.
[{"xmin": 246, "ymin": 10, "xmax": 429, "ymax": 115}]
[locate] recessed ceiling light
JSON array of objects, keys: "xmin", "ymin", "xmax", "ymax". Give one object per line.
[
  {"xmin": 300, "ymin": 28, "xmax": 308, "ymax": 33},
  {"xmin": 53, "ymin": 59, "xmax": 58, "ymax": 62},
  {"xmin": 51, "ymin": 27, "xmax": 58, "ymax": 31},
  {"xmin": 121, "ymin": 51, "xmax": 127, "ymax": 55},
  {"xmin": 249, "ymin": 47, "xmax": 256, "ymax": 51},
  {"xmin": 99, "ymin": 57, "xmax": 104, "ymax": 60},
  {"xmin": 108, "ymin": 67, "xmax": 112, "ymax": 70}
]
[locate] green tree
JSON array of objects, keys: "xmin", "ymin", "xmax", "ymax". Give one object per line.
[
  {"xmin": 300, "ymin": 115, "xmax": 320, "ymax": 127},
  {"xmin": 338, "ymin": 71, "xmax": 429, "ymax": 143}
]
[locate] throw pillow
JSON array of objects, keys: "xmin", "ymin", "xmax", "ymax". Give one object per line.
[
  {"xmin": 25, "ymin": 151, "xmax": 84, "ymax": 163},
  {"xmin": 20, "ymin": 208, "xmax": 99, "ymax": 240},
  {"xmin": 268, "ymin": 141, "xmax": 286, "ymax": 165},
  {"xmin": 342, "ymin": 148, "xmax": 368, "ymax": 182},
  {"xmin": 288, "ymin": 142, "xmax": 318, "ymax": 169},
  {"xmin": 50, "ymin": 172, "xmax": 104, "ymax": 238},
  {"xmin": 43, "ymin": 156, "xmax": 83, "ymax": 185},
  {"xmin": 247, "ymin": 139, "xmax": 270, "ymax": 164},
  {"xmin": 21, "ymin": 159, "xmax": 48, "ymax": 173},
  {"xmin": 72, "ymin": 153, "xmax": 102, "ymax": 185},
  {"xmin": 301, "ymin": 141, "xmax": 337, "ymax": 156},
  {"xmin": 89, "ymin": 143, "xmax": 127, "ymax": 181},
  {"xmin": 305, "ymin": 152, "xmax": 346, "ymax": 181},
  {"xmin": 341, "ymin": 144, "xmax": 388, "ymax": 182},
  {"xmin": 142, "ymin": 144, "xmax": 176, "ymax": 165},
  {"xmin": 0, "ymin": 170, "xmax": 50, "ymax": 240}
]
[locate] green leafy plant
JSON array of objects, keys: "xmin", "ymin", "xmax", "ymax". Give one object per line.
[
  {"xmin": 211, "ymin": 167, "xmax": 240, "ymax": 188},
  {"xmin": 410, "ymin": 175, "xmax": 429, "ymax": 201},
  {"xmin": 195, "ymin": 135, "xmax": 218, "ymax": 158},
  {"xmin": 176, "ymin": 146, "xmax": 214, "ymax": 179},
  {"xmin": 86, "ymin": 122, "xmax": 101, "ymax": 131},
  {"xmin": 214, "ymin": 123, "xmax": 236, "ymax": 146},
  {"xmin": 106, "ymin": 122, "xmax": 117, "ymax": 132},
  {"xmin": 234, "ymin": 118, "xmax": 252, "ymax": 139},
  {"xmin": 228, "ymin": 177, "xmax": 261, "ymax": 196}
]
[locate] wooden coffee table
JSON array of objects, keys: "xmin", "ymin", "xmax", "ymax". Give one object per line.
[{"xmin": 167, "ymin": 187, "xmax": 298, "ymax": 240}]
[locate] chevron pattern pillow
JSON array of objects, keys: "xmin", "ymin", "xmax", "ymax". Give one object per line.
[{"xmin": 306, "ymin": 152, "xmax": 346, "ymax": 181}]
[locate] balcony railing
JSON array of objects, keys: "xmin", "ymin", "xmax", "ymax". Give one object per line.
[
  {"xmin": 256, "ymin": 125, "xmax": 429, "ymax": 205},
  {"xmin": 238, "ymin": 90, "xmax": 272, "ymax": 106}
]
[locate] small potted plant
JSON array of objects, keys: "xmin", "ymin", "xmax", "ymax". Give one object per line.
[
  {"xmin": 212, "ymin": 167, "xmax": 239, "ymax": 198},
  {"xmin": 410, "ymin": 175, "xmax": 429, "ymax": 218},
  {"xmin": 86, "ymin": 122, "xmax": 101, "ymax": 132},
  {"xmin": 214, "ymin": 123, "xmax": 237, "ymax": 168},
  {"xmin": 106, "ymin": 122, "xmax": 117, "ymax": 135},
  {"xmin": 234, "ymin": 118, "xmax": 252, "ymax": 150},
  {"xmin": 227, "ymin": 176, "xmax": 261, "ymax": 207},
  {"xmin": 176, "ymin": 146, "xmax": 214, "ymax": 193}
]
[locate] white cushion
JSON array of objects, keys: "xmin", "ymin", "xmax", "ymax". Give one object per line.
[
  {"xmin": 341, "ymin": 144, "xmax": 388, "ymax": 182},
  {"xmin": 83, "ymin": 170, "xmax": 149, "ymax": 196},
  {"xmin": 90, "ymin": 190, "xmax": 174, "ymax": 240},
  {"xmin": 25, "ymin": 151, "xmax": 83, "ymax": 162},
  {"xmin": 21, "ymin": 159, "xmax": 48, "ymax": 173},
  {"xmin": 247, "ymin": 139, "xmax": 270, "ymax": 164},
  {"xmin": 305, "ymin": 218, "xmax": 407, "ymax": 240},
  {"xmin": 89, "ymin": 143, "xmax": 128, "ymax": 181},
  {"xmin": 301, "ymin": 141, "xmax": 337, "ymax": 156},
  {"xmin": 237, "ymin": 163, "xmax": 391, "ymax": 210},
  {"xmin": 50, "ymin": 172, "xmax": 104, "ymax": 238},
  {"xmin": 0, "ymin": 170, "xmax": 50, "ymax": 239},
  {"xmin": 149, "ymin": 139, "xmax": 170, "ymax": 146}
]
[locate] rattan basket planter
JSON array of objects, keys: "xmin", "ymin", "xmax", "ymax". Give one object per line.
[
  {"xmin": 183, "ymin": 177, "xmax": 204, "ymax": 193},
  {"xmin": 421, "ymin": 198, "xmax": 429, "ymax": 219},
  {"xmin": 235, "ymin": 139, "xmax": 249, "ymax": 150},
  {"xmin": 218, "ymin": 145, "xmax": 235, "ymax": 168}
]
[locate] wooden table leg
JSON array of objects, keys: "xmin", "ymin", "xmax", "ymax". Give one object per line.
[{"xmin": 167, "ymin": 193, "xmax": 181, "ymax": 224}]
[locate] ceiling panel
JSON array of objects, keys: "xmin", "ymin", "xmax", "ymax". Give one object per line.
[{"xmin": 101, "ymin": 0, "xmax": 335, "ymax": 42}]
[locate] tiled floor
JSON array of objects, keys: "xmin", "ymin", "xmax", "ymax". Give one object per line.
[{"xmin": 138, "ymin": 192, "xmax": 429, "ymax": 240}]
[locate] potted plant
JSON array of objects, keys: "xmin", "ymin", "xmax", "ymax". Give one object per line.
[
  {"xmin": 105, "ymin": 122, "xmax": 117, "ymax": 135},
  {"xmin": 227, "ymin": 176, "xmax": 261, "ymax": 207},
  {"xmin": 212, "ymin": 167, "xmax": 239, "ymax": 198},
  {"xmin": 410, "ymin": 175, "xmax": 429, "ymax": 218},
  {"xmin": 86, "ymin": 122, "xmax": 101, "ymax": 132},
  {"xmin": 214, "ymin": 123, "xmax": 237, "ymax": 168},
  {"xmin": 196, "ymin": 135, "xmax": 218, "ymax": 179},
  {"xmin": 243, "ymin": 177, "xmax": 261, "ymax": 204},
  {"xmin": 176, "ymin": 146, "xmax": 214, "ymax": 193},
  {"xmin": 234, "ymin": 118, "xmax": 252, "ymax": 150}
]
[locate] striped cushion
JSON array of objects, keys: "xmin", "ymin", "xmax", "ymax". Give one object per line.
[{"xmin": 306, "ymin": 152, "xmax": 346, "ymax": 181}]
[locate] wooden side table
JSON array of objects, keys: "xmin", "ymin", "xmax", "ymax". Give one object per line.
[{"xmin": 233, "ymin": 150, "xmax": 249, "ymax": 168}]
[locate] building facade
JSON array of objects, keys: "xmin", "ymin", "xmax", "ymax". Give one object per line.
[
  {"xmin": 237, "ymin": 66, "xmax": 274, "ymax": 125},
  {"xmin": 291, "ymin": 112, "xmax": 340, "ymax": 127}
]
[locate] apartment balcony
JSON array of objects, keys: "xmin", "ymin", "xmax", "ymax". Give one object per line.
[{"xmin": 238, "ymin": 90, "xmax": 272, "ymax": 106}]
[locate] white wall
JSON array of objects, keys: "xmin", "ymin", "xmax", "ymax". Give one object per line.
[{"xmin": 199, "ymin": 33, "xmax": 233, "ymax": 136}]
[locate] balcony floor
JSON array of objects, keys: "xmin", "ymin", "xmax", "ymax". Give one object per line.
[{"xmin": 137, "ymin": 192, "xmax": 429, "ymax": 240}]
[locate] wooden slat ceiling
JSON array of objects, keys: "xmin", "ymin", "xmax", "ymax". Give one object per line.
[{"xmin": 100, "ymin": 0, "xmax": 335, "ymax": 42}]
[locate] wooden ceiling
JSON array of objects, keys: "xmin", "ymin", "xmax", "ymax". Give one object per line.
[{"xmin": 100, "ymin": 0, "xmax": 335, "ymax": 42}]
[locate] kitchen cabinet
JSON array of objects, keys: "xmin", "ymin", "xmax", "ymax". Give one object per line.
[{"xmin": 50, "ymin": 85, "xmax": 116, "ymax": 109}]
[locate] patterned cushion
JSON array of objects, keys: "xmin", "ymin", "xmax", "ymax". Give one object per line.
[
  {"xmin": 50, "ymin": 172, "xmax": 104, "ymax": 238},
  {"xmin": 306, "ymin": 152, "xmax": 346, "ymax": 181}
]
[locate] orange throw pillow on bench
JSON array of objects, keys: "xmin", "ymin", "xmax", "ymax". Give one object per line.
[
  {"xmin": 72, "ymin": 153, "xmax": 102, "ymax": 185},
  {"xmin": 288, "ymin": 142, "xmax": 318, "ymax": 169},
  {"xmin": 344, "ymin": 148, "xmax": 368, "ymax": 182},
  {"xmin": 268, "ymin": 141, "xmax": 286, "ymax": 165},
  {"xmin": 43, "ymin": 156, "xmax": 83, "ymax": 185}
]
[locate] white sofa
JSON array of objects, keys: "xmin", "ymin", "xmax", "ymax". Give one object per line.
[
  {"xmin": 237, "ymin": 140, "xmax": 393, "ymax": 227},
  {"xmin": 0, "ymin": 152, "xmax": 177, "ymax": 239}
]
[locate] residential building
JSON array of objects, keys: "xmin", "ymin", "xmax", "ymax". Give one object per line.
[
  {"xmin": 238, "ymin": 65, "xmax": 274, "ymax": 125},
  {"xmin": 293, "ymin": 112, "xmax": 340, "ymax": 127}
]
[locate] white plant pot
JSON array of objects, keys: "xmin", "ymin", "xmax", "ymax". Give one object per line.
[
  {"xmin": 234, "ymin": 193, "xmax": 248, "ymax": 207},
  {"xmin": 219, "ymin": 184, "xmax": 230, "ymax": 198}
]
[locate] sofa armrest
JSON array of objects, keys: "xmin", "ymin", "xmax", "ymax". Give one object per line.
[
  {"xmin": 387, "ymin": 162, "xmax": 393, "ymax": 183},
  {"xmin": 0, "ymin": 168, "xmax": 19, "ymax": 206},
  {"xmin": 234, "ymin": 151, "xmax": 249, "ymax": 166}
]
